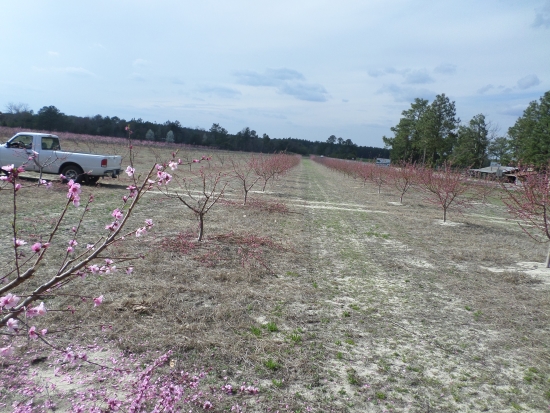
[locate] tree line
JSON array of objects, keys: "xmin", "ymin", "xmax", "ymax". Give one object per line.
[
  {"xmin": 382, "ymin": 91, "xmax": 550, "ymax": 168},
  {"xmin": 0, "ymin": 103, "xmax": 389, "ymax": 159}
]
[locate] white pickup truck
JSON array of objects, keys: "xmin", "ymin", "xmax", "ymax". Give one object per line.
[{"xmin": 0, "ymin": 132, "xmax": 122, "ymax": 184}]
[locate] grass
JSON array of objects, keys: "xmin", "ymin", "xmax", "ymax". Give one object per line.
[
  {"xmin": 264, "ymin": 358, "xmax": 281, "ymax": 371},
  {"xmin": 2, "ymin": 140, "xmax": 550, "ymax": 412},
  {"xmin": 265, "ymin": 321, "xmax": 279, "ymax": 332}
]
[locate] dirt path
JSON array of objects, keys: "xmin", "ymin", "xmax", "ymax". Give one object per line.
[{"xmin": 283, "ymin": 159, "xmax": 550, "ymax": 412}]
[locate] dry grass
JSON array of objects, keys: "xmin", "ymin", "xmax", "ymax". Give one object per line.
[{"xmin": 2, "ymin": 141, "xmax": 550, "ymax": 411}]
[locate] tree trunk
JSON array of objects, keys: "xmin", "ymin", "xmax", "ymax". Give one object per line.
[
  {"xmin": 197, "ymin": 215, "xmax": 204, "ymax": 242},
  {"xmin": 546, "ymin": 245, "xmax": 550, "ymax": 268}
]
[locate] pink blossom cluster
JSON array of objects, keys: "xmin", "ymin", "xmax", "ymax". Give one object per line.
[
  {"xmin": 0, "ymin": 293, "xmax": 20, "ymax": 309},
  {"xmin": 26, "ymin": 302, "xmax": 46, "ymax": 318},
  {"xmin": 240, "ymin": 384, "xmax": 260, "ymax": 394},
  {"xmin": 88, "ymin": 258, "xmax": 118, "ymax": 275},
  {"xmin": 123, "ymin": 185, "xmax": 139, "ymax": 203},
  {"xmin": 136, "ymin": 219, "xmax": 154, "ymax": 237},
  {"xmin": 0, "ymin": 164, "xmax": 25, "ymax": 183},
  {"xmin": 66, "ymin": 179, "xmax": 82, "ymax": 207},
  {"xmin": 105, "ymin": 207, "xmax": 124, "ymax": 231},
  {"xmin": 31, "ymin": 242, "xmax": 49, "ymax": 252},
  {"xmin": 155, "ymin": 164, "xmax": 172, "ymax": 185},
  {"xmin": 67, "ymin": 238, "xmax": 78, "ymax": 253},
  {"xmin": 1, "ymin": 294, "xmax": 49, "ymax": 342}
]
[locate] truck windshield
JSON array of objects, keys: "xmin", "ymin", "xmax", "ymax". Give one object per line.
[{"xmin": 41, "ymin": 137, "xmax": 61, "ymax": 151}]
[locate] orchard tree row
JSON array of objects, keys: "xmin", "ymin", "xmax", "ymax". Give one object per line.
[
  {"xmin": 0, "ymin": 103, "xmax": 388, "ymax": 159},
  {"xmin": 383, "ymin": 91, "xmax": 550, "ymax": 168},
  {"xmin": 312, "ymin": 156, "xmax": 550, "ymax": 267}
]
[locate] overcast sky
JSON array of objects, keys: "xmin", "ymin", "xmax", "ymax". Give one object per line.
[{"xmin": 1, "ymin": 0, "xmax": 549, "ymax": 147}]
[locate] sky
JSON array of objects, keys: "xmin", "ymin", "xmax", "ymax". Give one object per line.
[{"xmin": 1, "ymin": 0, "xmax": 549, "ymax": 147}]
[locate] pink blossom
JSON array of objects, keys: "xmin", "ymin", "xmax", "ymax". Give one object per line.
[
  {"xmin": 41, "ymin": 329, "xmax": 48, "ymax": 336},
  {"xmin": 0, "ymin": 293, "xmax": 20, "ymax": 309},
  {"xmin": 14, "ymin": 183, "xmax": 21, "ymax": 191},
  {"xmin": 64, "ymin": 348, "xmax": 76, "ymax": 363},
  {"xmin": 67, "ymin": 246, "xmax": 74, "ymax": 253},
  {"xmin": 203, "ymin": 401, "xmax": 213, "ymax": 409},
  {"xmin": 111, "ymin": 208, "xmax": 123, "ymax": 220},
  {"xmin": 1, "ymin": 164, "xmax": 15, "ymax": 173},
  {"xmin": 126, "ymin": 267, "xmax": 134, "ymax": 275},
  {"xmin": 168, "ymin": 161, "xmax": 178, "ymax": 170},
  {"xmin": 125, "ymin": 165, "xmax": 135, "ymax": 177},
  {"xmin": 145, "ymin": 219, "xmax": 153, "ymax": 227},
  {"xmin": 105, "ymin": 258, "xmax": 114, "ymax": 265},
  {"xmin": 105, "ymin": 221, "xmax": 120, "ymax": 231},
  {"xmin": 136, "ymin": 227, "xmax": 147, "ymax": 237},
  {"xmin": 69, "ymin": 239, "xmax": 78, "ymax": 247},
  {"xmin": 93, "ymin": 295, "xmax": 104, "ymax": 307},
  {"xmin": 14, "ymin": 238, "xmax": 26, "ymax": 247},
  {"xmin": 103, "ymin": 265, "xmax": 116, "ymax": 274},
  {"xmin": 27, "ymin": 302, "xmax": 47, "ymax": 318},
  {"xmin": 0, "ymin": 346, "xmax": 14, "ymax": 357},
  {"xmin": 28, "ymin": 326, "xmax": 39, "ymax": 340},
  {"xmin": 156, "ymin": 170, "xmax": 172, "ymax": 185},
  {"xmin": 106, "ymin": 399, "xmax": 121, "ymax": 411},
  {"xmin": 88, "ymin": 264, "xmax": 100, "ymax": 274},
  {"xmin": 67, "ymin": 180, "xmax": 81, "ymax": 197},
  {"xmin": 31, "ymin": 242, "xmax": 42, "ymax": 252},
  {"xmin": 127, "ymin": 185, "xmax": 138, "ymax": 198},
  {"xmin": 43, "ymin": 242, "xmax": 50, "ymax": 249},
  {"xmin": 86, "ymin": 244, "xmax": 95, "ymax": 250},
  {"xmin": 6, "ymin": 318, "xmax": 19, "ymax": 332},
  {"xmin": 193, "ymin": 159, "xmax": 200, "ymax": 163}
]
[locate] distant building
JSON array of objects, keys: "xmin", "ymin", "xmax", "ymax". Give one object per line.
[
  {"xmin": 375, "ymin": 158, "xmax": 391, "ymax": 167},
  {"xmin": 469, "ymin": 165, "xmax": 518, "ymax": 182}
]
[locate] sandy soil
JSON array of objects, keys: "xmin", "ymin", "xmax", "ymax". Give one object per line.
[{"xmin": 2, "ymin": 155, "xmax": 550, "ymax": 412}]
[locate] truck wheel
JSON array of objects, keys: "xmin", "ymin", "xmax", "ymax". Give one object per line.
[
  {"xmin": 86, "ymin": 176, "xmax": 100, "ymax": 185},
  {"xmin": 61, "ymin": 164, "xmax": 84, "ymax": 184}
]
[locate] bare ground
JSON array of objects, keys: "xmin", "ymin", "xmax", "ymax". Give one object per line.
[{"xmin": 2, "ymin": 155, "xmax": 550, "ymax": 412}]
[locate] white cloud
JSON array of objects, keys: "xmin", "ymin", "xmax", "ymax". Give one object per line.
[
  {"xmin": 532, "ymin": 0, "xmax": 550, "ymax": 28},
  {"xmin": 171, "ymin": 78, "xmax": 185, "ymax": 85},
  {"xmin": 197, "ymin": 85, "xmax": 241, "ymax": 99},
  {"xmin": 235, "ymin": 68, "xmax": 305, "ymax": 86},
  {"xmin": 129, "ymin": 72, "xmax": 147, "ymax": 82},
  {"xmin": 133, "ymin": 59, "xmax": 148, "ymax": 68},
  {"xmin": 32, "ymin": 66, "xmax": 97, "ymax": 78},
  {"xmin": 48, "ymin": 51, "xmax": 59, "ymax": 57},
  {"xmin": 517, "ymin": 74, "xmax": 541, "ymax": 89},
  {"xmin": 368, "ymin": 67, "xmax": 435, "ymax": 84},
  {"xmin": 434, "ymin": 63, "xmax": 457, "ymax": 75},
  {"xmin": 278, "ymin": 82, "xmax": 328, "ymax": 102},
  {"xmin": 377, "ymin": 84, "xmax": 435, "ymax": 102},
  {"xmin": 403, "ymin": 69, "xmax": 434, "ymax": 84},
  {"xmin": 477, "ymin": 84, "xmax": 494, "ymax": 94},
  {"xmin": 234, "ymin": 68, "xmax": 328, "ymax": 102}
]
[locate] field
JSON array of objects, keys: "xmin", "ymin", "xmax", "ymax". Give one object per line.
[{"xmin": 1, "ymin": 135, "xmax": 550, "ymax": 412}]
